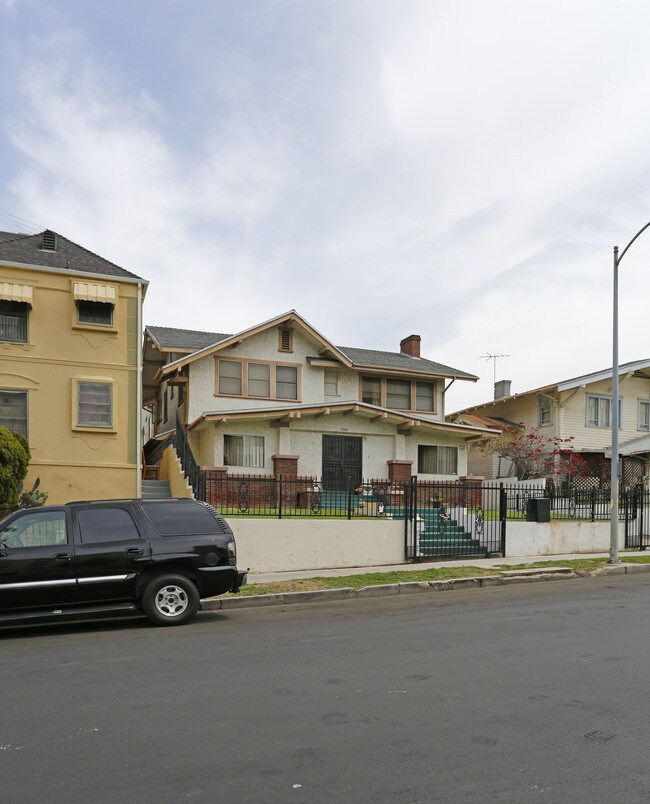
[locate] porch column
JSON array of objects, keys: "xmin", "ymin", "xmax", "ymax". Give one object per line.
[
  {"xmin": 272, "ymin": 454, "xmax": 299, "ymax": 478},
  {"xmin": 278, "ymin": 425, "xmax": 292, "ymax": 455},
  {"xmin": 393, "ymin": 433, "xmax": 407, "ymax": 460},
  {"xmin": 459, "ymin": 475, "xmax": 484, "ymax": 508},
  {"xmin": 387, "ymin": 460, "xmax": 413, "ymax": 483}
]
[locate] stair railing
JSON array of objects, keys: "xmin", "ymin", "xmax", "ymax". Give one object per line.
[{"xmin": 173, "ymin": 413, "xmax": 200, "ymax": 496}]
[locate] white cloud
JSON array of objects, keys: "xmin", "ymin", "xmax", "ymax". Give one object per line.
[{"xmin": 4, "ymin": 1, "xmax": 650, "ymax": 411}]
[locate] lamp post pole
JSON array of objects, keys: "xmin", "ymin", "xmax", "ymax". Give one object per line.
[{"xmin": 610, "ymin": 221, "xmax": 650, "ymax": 563}]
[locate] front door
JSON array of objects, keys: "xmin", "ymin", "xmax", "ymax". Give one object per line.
[{"xmin": 322, "ymin": 435, "xmax": 363, "ymax": 490}]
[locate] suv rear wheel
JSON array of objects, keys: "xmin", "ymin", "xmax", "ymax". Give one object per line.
[{"xmin": 142, "ymin": 574, "xmax": 200, "ymax": 626}]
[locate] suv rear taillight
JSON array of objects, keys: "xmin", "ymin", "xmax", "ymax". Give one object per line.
[{"xmin": 227, "ymin": 540, "xmax": 236, "ymax": 566}]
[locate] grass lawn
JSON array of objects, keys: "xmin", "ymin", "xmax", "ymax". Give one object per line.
[{"xmin": 224, "ymin": 555, "xmax": 650, "ymax": 597}]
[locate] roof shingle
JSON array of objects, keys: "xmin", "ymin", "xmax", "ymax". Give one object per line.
[{"xmin": 0, "ymin": 230, "xmax": 145, "ymax": 281}]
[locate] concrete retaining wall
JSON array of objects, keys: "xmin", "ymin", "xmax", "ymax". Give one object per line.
[
  {"xmin": 226, "ymin": 518, "xmax": 405, "ymax": 573},
  {"xmin": 505, "ymin": 520, "xmax": 624, "ymax": 557},
  {"xmin": 224, "ymin": 517, "xmax": 626, "ymax": 575}
]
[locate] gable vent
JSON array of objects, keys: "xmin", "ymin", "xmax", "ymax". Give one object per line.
[
  {"xmin": 41, "ymin": 230, "xmax": 57, "ymax": 251},
  {"xmin": 279, "ymin": 326, "xmax": 293, "ymax": 352}
]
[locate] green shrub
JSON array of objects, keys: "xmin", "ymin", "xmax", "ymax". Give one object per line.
[{"xmin": 0, "ymin": 427, "xmax": 30, "ymax": 509}]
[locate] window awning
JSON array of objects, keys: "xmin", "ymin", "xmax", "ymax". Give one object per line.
[
  {"xmin": 73, "ymin": 282, "xmax": 117, "ymax": 304},
  {"xmin": 0, "ymin": 282, "xmax": 33, "ymax": 305}
]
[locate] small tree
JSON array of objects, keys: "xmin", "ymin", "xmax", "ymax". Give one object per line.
[
  {"xmin": 482, "ymin": 428, "xmax": 589, "ymax": 482},
  {"xmin": 0, "ymin": 426, "xmax": 30, "ymax": 509}
]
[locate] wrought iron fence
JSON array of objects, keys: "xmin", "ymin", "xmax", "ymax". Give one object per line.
[
  {"xmin": 502, "ymin": 484, "xmax": 622, "ymax": 521},
  {"xmin": 403, "ymin": 479, "xmax": 506, "ymax": 561},
  {"xmin": 623, "ymin": 488, "xmax": 650, "ymax": 550},
  {"xmin": 197, "ymin": 472, "xmax": 401, "ymax": 519}
]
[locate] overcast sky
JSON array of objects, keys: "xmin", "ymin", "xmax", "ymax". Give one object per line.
[{"xmin": 3, "ymin": 0, "xmax": 650, "ymax": 412}]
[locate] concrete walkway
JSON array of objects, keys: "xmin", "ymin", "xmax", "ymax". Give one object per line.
[{"xmin": 247, "ymin": 551, "xmax": 617, "ymax": 585}]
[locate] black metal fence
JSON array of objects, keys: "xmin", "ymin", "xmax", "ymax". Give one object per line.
[
  {"xmin": 197, "ymin": 473, "xmax": 401, "ymax": 519},
  {"xmin": 624, "ymin": 488, "xmax": 650, "ymax": 550}
]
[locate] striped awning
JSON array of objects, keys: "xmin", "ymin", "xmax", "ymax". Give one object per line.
[
  {"xmin": 0, "ymin": 282, "xmax": 33, "ymax": 305},
  {"xmin": 73, "ymin": 282, "xmax": 117, "ymax": 304}
]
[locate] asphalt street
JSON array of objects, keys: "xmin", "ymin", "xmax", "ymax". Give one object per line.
[{"xmin": 2, "ymin": 575, "xmax": 650, "ymax": 803}]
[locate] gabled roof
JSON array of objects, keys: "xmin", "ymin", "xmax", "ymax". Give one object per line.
[
  {"xmin": 147, "ymin": 325, "xmax": 232, "ymax": 353},
  {"xmin": 451, "ymin": 358, "xmax": 650, "ymax": 416},
  {"xmin": 155, "ymin": 310, "xmax": 353, "ymax": 377},
  {"xmin": 335, "ymin": 346, "xmax": 476, "ymax": 380},
  {"xmin": 451, "ymin": 412, "xmax": 521, "ymax": 431},
  {"xmin": 0, "ymin": 230, "xmax": 146, "ymax": 283},
  {"xmin": 149, "ymin": 312, "xmax": 477, "ymax": 382}
]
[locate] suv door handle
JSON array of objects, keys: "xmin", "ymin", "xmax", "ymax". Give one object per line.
[
  {"xmin": 54, "ymin": 553, "xmax": 72, "ymax": 561},
  {"xmin": 125, "ymin": 547, "xmax": 143, "ymax": 557}
]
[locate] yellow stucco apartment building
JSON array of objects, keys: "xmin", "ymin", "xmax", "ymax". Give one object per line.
[{"xmin": 0, "ymin": 229, "xmax": 148, "ymax": 503}]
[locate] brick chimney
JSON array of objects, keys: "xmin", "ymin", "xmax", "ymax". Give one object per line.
[{"xmin": 400, "ymin": 334, "xmax": 421, "ymax": 358}]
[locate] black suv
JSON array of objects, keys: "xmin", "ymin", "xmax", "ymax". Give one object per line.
[{"xmin": 0, "ymin": 498, "xmax": 246, "ymax": 627}]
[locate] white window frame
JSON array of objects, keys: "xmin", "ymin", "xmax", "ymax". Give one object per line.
[
  {"xmin": 586, "ymin": 393, "xmax": 621, "ymax": 429},
  {"xmin": 638, "ymin": 399, "xmax": 650, "ymax": 431},
  {"xmin": 538, "ymin": 394, "xmax": 553, "ymax": 427}
]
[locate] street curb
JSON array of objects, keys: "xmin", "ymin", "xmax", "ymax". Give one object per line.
[{"xmin": 199, "ymin": 565, "xmax": 626, "ymax": 611}]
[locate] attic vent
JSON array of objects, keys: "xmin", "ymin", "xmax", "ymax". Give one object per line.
[
  {"xmin": 278, "ymin": 326, "xmax": 293, "ymax": 353},
  {"xmin": 41, "ymin": 230, "xmax": 57, "ymax": 251}
]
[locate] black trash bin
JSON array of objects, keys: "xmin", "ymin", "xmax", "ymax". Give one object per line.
[{"xmin": 526, "ymin": 497, "xmax": 551, "ymax": 522}]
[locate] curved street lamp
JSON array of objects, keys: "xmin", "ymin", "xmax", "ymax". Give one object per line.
[{"xmin": 610, "ymin": 220, "xmax": 650, "ymax": 563}]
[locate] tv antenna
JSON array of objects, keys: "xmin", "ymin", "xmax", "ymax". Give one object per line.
[{"xmin": 479, "ymin": 353, "xmax": 509, "ymax": 384}]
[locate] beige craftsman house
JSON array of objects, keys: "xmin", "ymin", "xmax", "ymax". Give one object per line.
[
  {"xmin": 449, "ymin": 361, "xmax": 650, "ymax": 489},
  {"xmin": 0, "ymin": 229, "xmax": 147, "ymax": 503},
  {"xmin": 143, "ymin": 311, "xmax": 497, "ymax": 487}
]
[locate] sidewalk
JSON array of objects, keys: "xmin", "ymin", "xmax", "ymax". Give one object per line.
[{"xmin": 246, "ymin": 552, "xmax": 613, "ymax": 585}]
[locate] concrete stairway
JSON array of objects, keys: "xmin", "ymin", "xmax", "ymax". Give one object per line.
[{"xmin": 142, "ymin": 479, "xmax": 172, "ymax": 499}]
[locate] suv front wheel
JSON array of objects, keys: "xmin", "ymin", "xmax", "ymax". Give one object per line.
[{"xmin": 142, "ymin": 574, "xmax": 200, "ymax": 626}]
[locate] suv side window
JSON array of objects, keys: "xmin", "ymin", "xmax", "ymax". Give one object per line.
[
  {"xmin": 0, "ymin": 510, "xmax": 67, "ymax": 548},
  {"xmin": 141, "ymin": 502, "xmax": 222, "ymax": 536},
  {"xmin": 77, "ymin": 508, "xmax": 142, "ymax": 543}
]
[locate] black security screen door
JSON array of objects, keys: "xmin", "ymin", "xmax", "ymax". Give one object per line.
[{"xmin": 322, "ymin": 435, "xmax": 362, "ymax": 490}]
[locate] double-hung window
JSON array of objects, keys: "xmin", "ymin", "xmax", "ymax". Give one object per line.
[
  {"xmin": 324, "ymin": 370, "xmax": 339, "ymax": 397},
  {"xmin": 248, "ymin": 363, "xmax": 271, "ymax": 397},
  {"xmin": 362, "ymin": 377, "xmax": 381, "ymax": 406},
  {"xmin": 224, "ymin": 435, "xmax": 265, "ymax": 468},
  {"xmin": 415, "ymin": 382, "xmax": 434, "ymax": 412},
  {"xmin": 217, "ymin": 360, "xmax": 299, "ymax": 401},
  {"xmin": 538, "ymin": 394, "xmax": 553, "ymax": 427},
  {"xmin": 218, "ymin": 361, "xmax": 243, "ymax": 396},
  {"xmin": 639, "ymin": 400, "xmax": 650, "ymax": 431},
  {"xmin": 361, "ymin": 376, "xmax": 437, "ymax": 413},
  {"xmin": 586, "ymin": 394, "xmax": 620, "ymax": 428},
  {"xmin": 0, "ymin": 390, "xmax": 28, "ymax": 436},
  {"xmin": 276, "ymin": 366, "xmax": 297, "ymax": 400},
  {"xmin": 386, "ymin": 379, "xmax": 411, "ymax": 410}
]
